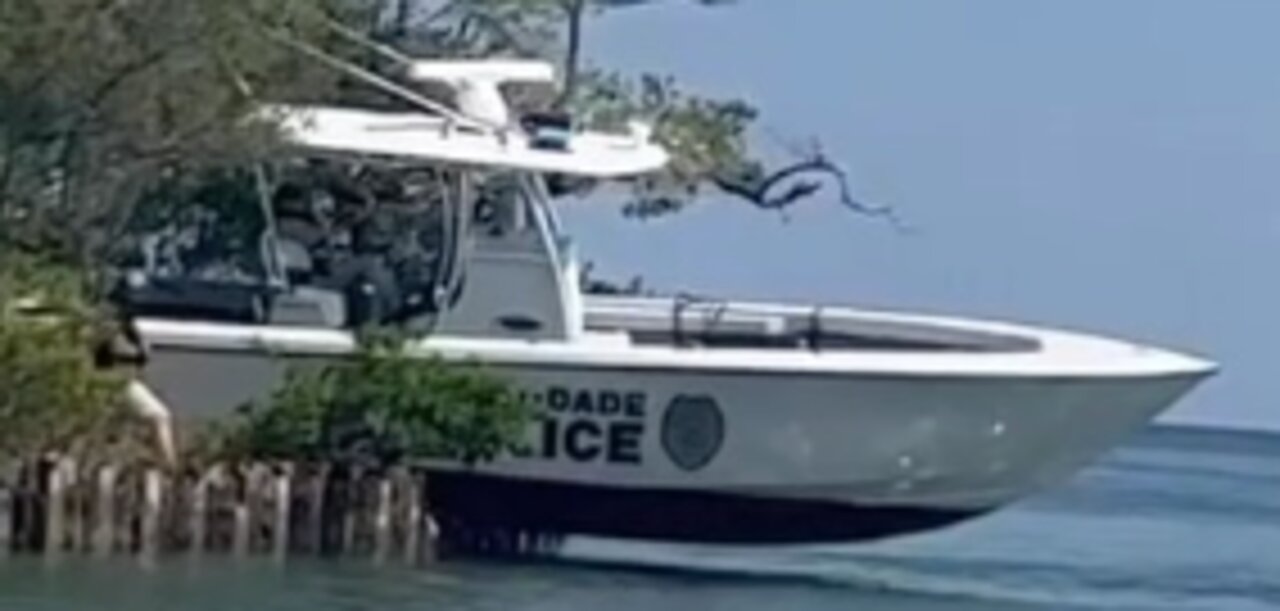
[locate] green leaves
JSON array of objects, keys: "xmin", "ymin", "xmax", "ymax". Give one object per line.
[
  {"xmin": 222, "ymin": 342, "xmax": 533, "ymax": 469},
  {"xmin": 0, "ymin": 253, "xmax": 129, "ymax": 463},
  {"xmin": 401, "ymin": 1, "xmax": 794, "ymax": 217},
  {"xmin": 0, "ymin": 0, "xmax": 342, "ymax": 267},
  {"xmin": 567, "ymin": 70, "xmax": 760, "ymax": 216}
]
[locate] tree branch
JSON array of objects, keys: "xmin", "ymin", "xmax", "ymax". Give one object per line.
[
  {"xmin": 447, "ymin": 7, "xmax": 544, "ymax": 58},
  {"xmin": 555, "ymin": 0, "xmax": 588, "ymax": 110},
  {"xmin": 81, "ymin": 47, "xmax": 177, "ymax": 118},
  {"xmin": 391, "ymin": 0, "xmax": 412, "ymax": 38},
  {"xmin": 254, "ymin": 21, "xmax": 496, "ymax": 130},
  {"xmin": 712, "ymin": 151, "xmax": 905, "ymax": 228},
  {"xmin": 0, "ymin": 125, "xmax": 15, "ymax": 217},
  {"xmin": 314, "ymin": 9, "xmax": 417, "ymax": 67},
  {"xmin": 12, "ymin": 0, "xmax": 139, "ymax": 102}
]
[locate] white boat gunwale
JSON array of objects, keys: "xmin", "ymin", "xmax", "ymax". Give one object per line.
[{"xmin": 135, "ymin": 302, "xmax": 1216, "ymax": 381}]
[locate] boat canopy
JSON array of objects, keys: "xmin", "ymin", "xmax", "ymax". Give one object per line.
[
  {"xmin": 406, "ymin": 59, "xmax": 557, "ymax": 85},
  {"xmin": 268, "ymin": 105, "xmax": 668, "ymax": 178},
  {"xmin": 263, "ymin": 59, "xmax": 669, "ymax": 179}
]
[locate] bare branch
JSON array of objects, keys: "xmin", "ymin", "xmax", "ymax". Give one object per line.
[
  {"xmin": 454, "ymin": 9, "xmax": 541, "ymax": 57},
  {"xmin": 83, "ymin": 47, "xmax": 177, "ymax": 116},
  {"xmin": 254, "ymin": 22, "xmax": 497, "ymax": 130},
  {"xmin": 314, "ymin": 9, "xmax": 417, "ymax": 67},
  {"xmin": 712, "ymin": 150, "xmax": 907, "ymax": 229},
  {"xmin": 556, "ymin": 0, "xmax": 588, "ymax": 110}
]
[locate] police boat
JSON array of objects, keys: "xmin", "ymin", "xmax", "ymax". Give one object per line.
[{"xmin": 121, "ymin": 59, "xmax": 1216, "ymax": 544}]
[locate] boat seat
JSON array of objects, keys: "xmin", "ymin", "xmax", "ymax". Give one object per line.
[
  {"xmin": 269, "ymin": 286, "xmax": 347, "ymax": 328},
  {"xmin": 276, "ymin": 237, "xmax": 315, "ymax": 284},
  {"xmin": 260, "ymin": 237, "xmax": 345, "ymax": 328}
]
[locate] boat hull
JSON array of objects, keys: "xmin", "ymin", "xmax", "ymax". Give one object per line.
[
  {"xmin": 138, "ymin": 335, "xmax": 1208, "ymax": 543},
  {"xmin": 424, "ymin": 471, "xmax": 985, "ymax": 544}
]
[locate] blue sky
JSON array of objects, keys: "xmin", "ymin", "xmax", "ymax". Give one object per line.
[{"xmin": 559, "ymin": 1, "xmax": 1278, "ymax": 430}]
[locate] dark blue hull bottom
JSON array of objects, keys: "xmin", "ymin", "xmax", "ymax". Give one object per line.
[{"xmin": 425, "ymin": 472, "xmax": 989, "ymax": 545}]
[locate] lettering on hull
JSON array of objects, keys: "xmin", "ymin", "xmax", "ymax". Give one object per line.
[
  {"xmin": 512, "ymin": 387, "xmax": 726, "ymax": 471},
  {"xmin": 514, "ymin": 387, "xmax": 648, "ymax": 466}
]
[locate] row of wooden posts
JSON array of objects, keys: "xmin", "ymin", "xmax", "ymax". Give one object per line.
[{"xmin": 0, "ymin": 459, "xmax": 441, "ymax": 563}]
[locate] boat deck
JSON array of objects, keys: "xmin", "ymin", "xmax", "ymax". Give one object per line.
[{"xmin": 582, "ymin": 295, "xmax": 1042, "ymax": 354}]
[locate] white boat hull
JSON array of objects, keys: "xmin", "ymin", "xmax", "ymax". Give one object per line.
[{"xmin": 136, "ymin": 313, "xmax": 1211, "ymax": 543}]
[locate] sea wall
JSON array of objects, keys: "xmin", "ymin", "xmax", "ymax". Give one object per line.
[{"xmin": 0, "ymin": 459, "xmax": 443, "ymax": 563}]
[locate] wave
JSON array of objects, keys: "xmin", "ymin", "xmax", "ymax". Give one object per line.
[
  {"xmin": 557, "ymin": 537, "xmax": 1280, "ymax": 611},
  {"xmin": 1138, "ymin": 425, "xmax": 1280, "ymax": 457}
]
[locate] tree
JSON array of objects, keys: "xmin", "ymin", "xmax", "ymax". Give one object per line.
[
  {"xmin": 1, "ymin": 0, "xmax": 887, "ymax": 466},
  {"xmin": 0, "ymin": 253, "xmax": 130, "ymax": 463},
  {"xmin": 0, "ymin": 0, "xmax": 345, "ymax": 280},
  {"xmin": 321, "ymin": 0, "xmax": 894, "ymax": 219},
  {"xmin": 2, "ymin": 0, "xmax": 893, "ymax": 278}
]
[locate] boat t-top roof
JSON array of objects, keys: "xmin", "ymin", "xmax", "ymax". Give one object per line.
[{"xmin": 265, "ymin": 60, "xmax": 670, "ymax": 179}]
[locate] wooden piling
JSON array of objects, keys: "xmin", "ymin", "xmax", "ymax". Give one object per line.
[
  {"xmin": 0, "ymin": 480, "xmax": 12, "ymax": 558},
  {"xmin": 189, "ymin": 472, "xmax": 207, "ymax": 557},
  {"xmin": 2, "ymin": 459, "xmax": 446, "ymax": 563},
  {"xmin": 271, "ymin": 464, "xmax": 292, "ymax": 562},
  {"xmin": 420, "ymin": 473, "xmax": 438, "ymax": 563},
  {"xmin": 15, "ymin": 463, "xmax": 38, "ymax": 551},
  {"xmin": 189, "ymin": 465, "xmax": 221, "ymax": 557},
  {"xmin": 44, "ymin": 457, "xmax": 67, "ymax": 557},
  {"xmin": 112, "ymin": 467, "xmax": 138, "ymax": 554},
  {"xmin": 92, "ymin": 465, "xmax": 118, "ymax": 556},
  {"xmin": 244, "ymin": 463, "xmax": 270, "ymax": 554},
  {"xmin": 341, "ymin": 467, "xmax": 361, "ymax": 556},
  {"xmin": 401, "ymin": 471, "xmax": 421, "ymax": 565},
  {"xmin": 139, "ymin": 469, "xmax": 164, "ymax": 560},
  {"xmin": 373, "ymin": 477, "xmax": 393, "ymax": 565},
  {"xmin": 61, "ymin": 459, "xmax": 84, "ymax": 553},
  {"xmin": 302, "ymin": 465, "xmax": 327, "ymax": 555},
  {"xmin": 230, "ymin": 466, "xmax": 250, "ymax": 558}
]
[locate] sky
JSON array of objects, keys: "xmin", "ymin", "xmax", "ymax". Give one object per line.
[{"xmin": 557, "ymin": 0, "xmax": 1279, "ymax": 431}]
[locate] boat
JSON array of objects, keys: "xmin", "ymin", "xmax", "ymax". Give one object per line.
[{"xmin": 119, "ymin": 59, "xmax": 1216, "ymax": 544}]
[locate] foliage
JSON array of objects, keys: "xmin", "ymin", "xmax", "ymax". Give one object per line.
[
  {"xmin": 569, "ymin": 70, "xmax": 760, "ymax": 216},
  {"xmin": 0, "ymin": 0, "xmax": 883, "ymax": 466},
  {"xmin": 209, "ymin": 337, "xmax": 532, "ymax": 469},
  {"xmin": 0, "ymin": 0, "xmax": 344, "ymax": 272},
  {"xmin": 0, "ymin": 253, "xmax": 133, "ymax": 463},
  {"xmin": 347, "ymin": 0, "xmax": 880, "ymax": 217},
  {"xmin": 1, "ymin": 0, "xmax": 886, "ymax": 275},
  {"xmin": 124, "ymin": 167, "xmax": 271, "ymax": 280}
]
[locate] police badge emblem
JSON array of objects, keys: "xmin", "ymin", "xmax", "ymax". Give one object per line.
[{"xmin": 661, "ymin": 395, "xmax": 725, "ymax": 472}]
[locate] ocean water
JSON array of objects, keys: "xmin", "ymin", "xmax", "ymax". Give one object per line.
[{"xmin": 0, "ymin": 426, "xmax": 1275, "ymax": 611}]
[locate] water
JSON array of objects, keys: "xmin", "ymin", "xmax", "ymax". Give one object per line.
[{"xmin": 0, "ymin": 426, "xmax": 1275, "ymax": 611}]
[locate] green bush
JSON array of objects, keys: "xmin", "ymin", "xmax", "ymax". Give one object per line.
[
  {"xmin": 0, "ymin": 253, "xmax": 129, "ymax": 463},
  {"xmin": 215, "ymin": 338, "xmax": 532, "ymax": 469}
]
